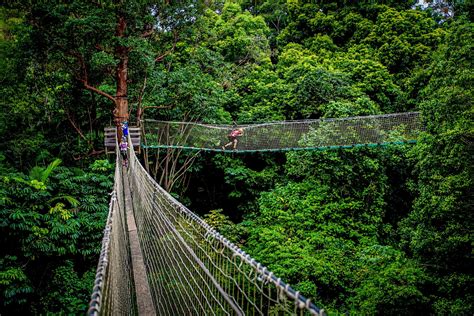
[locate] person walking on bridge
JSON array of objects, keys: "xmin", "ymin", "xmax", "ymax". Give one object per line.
[
  {"xmin": 222, "ymin": 128, "xmax": 244, "ymax": 150},
  {"xmin": 120, "ymin": 140, "xmax": 129, "ymax": 167}
]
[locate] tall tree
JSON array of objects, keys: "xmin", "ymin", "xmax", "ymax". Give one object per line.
[
  {"xmin": 400, "ymin": 17, "xmax": 473, "ymax": 314},
  {"xmin": 8, "ymin": 1, "xmax": 203, "ymax": 142}
]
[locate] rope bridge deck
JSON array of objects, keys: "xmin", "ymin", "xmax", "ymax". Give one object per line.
[
  {"xmin": 88, "ymin": 140, "xmax": 325, "ymax": 315},
  {"xmin": 142, "ymin": 112, "xmax": 423, "ymax": 152}
]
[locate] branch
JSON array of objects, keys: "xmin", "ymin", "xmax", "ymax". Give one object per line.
[
  {"xmin": 68, "ymin": 50, "xmax": 116, "ymax": 103},
  {"xmin": 90, "ymin": 149, "xmax": 105, "ymax": 156},
  {"xmin": 168, "ymin": 150, "xmax": 200, "ymax": 192},
  {"xmin": 81, "ymin": 80, "xmax": 116, "ymax": 103},
  {"xmin": 141, "ymin": 29, "xmax": 155, "ymax": 38},
  {"xmin": 66, "ymin": 110, "xmax": 103, "ymax": 160},
  {"xmin": 142, "ymin": 105, "xmax": 173, "ymax": 110},
  {"xmin": 155, "ymin": 30, "xmax": 178, "ymax": 62},
  {"xmin": 65, "ymin": 110, "xmax": 86, "ymax": 140},
  {"xmin": 155, "ymin": 51, "xmax": 171, "ymax": 62}
]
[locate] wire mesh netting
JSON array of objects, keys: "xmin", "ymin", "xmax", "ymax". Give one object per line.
[
  {"xmin": 88, "ymin": 148, "xmax": 137, "ymax": 315},
  {"xmin": 142, "ymin": 112, "xmax": 424, "ymax": 152},
  {"xmin": 127, "ymin": 142, "xmax": 324, "ymax": 315},
  {"xmin": 89, "ymin": 139, "xmax": 325, "ymax": 315}
]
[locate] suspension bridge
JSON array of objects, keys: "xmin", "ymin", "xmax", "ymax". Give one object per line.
[
  {"xmin": 142, "ymin": 112, "xmax": 422, "ymax": 152},
  {"xmin": 89, "ymin": 112, "xmax": 424, "ymax": 315}
]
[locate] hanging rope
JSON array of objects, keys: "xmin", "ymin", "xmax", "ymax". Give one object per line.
[
  {"xmin": 88, "ymin": 137, "xmax": 325, "ymax": 316},
  {"xmin": 142, "ymin": 112, "xmax": 423, "ymax": 152}
]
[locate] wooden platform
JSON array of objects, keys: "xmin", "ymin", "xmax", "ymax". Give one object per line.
[{"xmin": 104, "ymin": 127, "xmax": 141, "ymax": 154}]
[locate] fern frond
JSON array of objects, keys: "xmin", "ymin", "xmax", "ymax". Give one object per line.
[
  {"xmin": 29, "ymin": 167, "xmax": 44, "ymax": 182},
  {"xmin": 41, "ymin": 159, "xmax": 62, "ymax": 183}
]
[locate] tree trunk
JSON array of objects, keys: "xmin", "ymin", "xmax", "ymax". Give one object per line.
[{"xmin": 114, "ymin": 14, "xmax": 129, "ymax": 141}]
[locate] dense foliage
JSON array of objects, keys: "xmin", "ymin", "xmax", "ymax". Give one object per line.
[
  {"xmin": 0, "ymin": 158, "xmax": 113, "ymax": 313},
  {"xmin": 1, "ymin": 1, "xmax": 472, "ymax": 314}
]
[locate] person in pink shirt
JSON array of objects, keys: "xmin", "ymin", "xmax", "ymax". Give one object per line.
[
  {"xmin": 119, "ymin": 140, "xmax": 129, "ymax": 167},
  {"xmin": 222, "ymin": 128, "xmax": 244, "ymax": 150}
]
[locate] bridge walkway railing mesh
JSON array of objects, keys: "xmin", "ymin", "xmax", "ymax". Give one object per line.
[
  {"xmin": 142, "ymin": 112, "xmax": 423, "ymax": 152},
  {"xmin": 88, "ymin": 138, "xmax": 325, "ymax": 315}
]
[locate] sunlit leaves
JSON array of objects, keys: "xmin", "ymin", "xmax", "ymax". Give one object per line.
[
  {"xmin": 90, "ymin": 159, "xmax": 113, "ymax": 172},
  {"xmin": 212, "ymin": 3, "xmax": 271, "ymax": 65}
]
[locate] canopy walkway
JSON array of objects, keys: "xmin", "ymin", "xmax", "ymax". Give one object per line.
[
  {"xmin": 142, "ymin": 112, "xmax": 423, "ymax": 152},
  {"xmin": 88, "ymin": 141, "xmax": 325, "ymax": 315},
  {"xmin": 89, "ymin": 112, "xmax": 424, "ymax": 315}
]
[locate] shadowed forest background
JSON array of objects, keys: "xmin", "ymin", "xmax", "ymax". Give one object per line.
[{"xmin": 0, "ymin": 1, "xmax": 472, "ymax": 314}]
